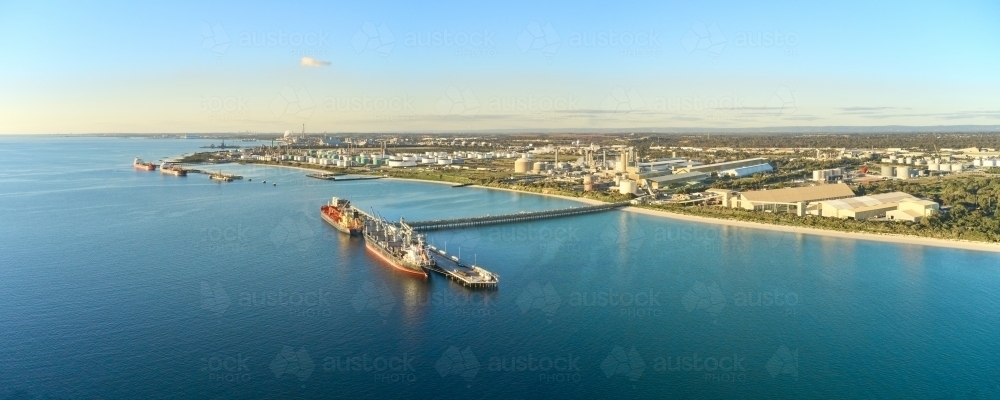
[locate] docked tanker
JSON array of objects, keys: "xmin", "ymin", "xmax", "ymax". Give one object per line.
[
  {"xmin": 320, "ymin": 197, "xmax": 364, "ymax": 235},
  {"xmin": 133, "ymin": 157, "xmax": 157, "ymax": 171},
  {"xmin": 159, "ymin": 162, "xmax": 187, "ymax": 176},
  {"xmin": 363, "ymin": 217, "xmax": 433, "ymax": 277}
]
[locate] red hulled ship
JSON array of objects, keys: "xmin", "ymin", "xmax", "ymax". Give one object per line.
[
  {"xmin": 320, "ymin": 197, "xmax": 364, "ymax": 236},
  {"xmin": 133, "ymin": 157, "xmax": 157, "ymax": 170}
]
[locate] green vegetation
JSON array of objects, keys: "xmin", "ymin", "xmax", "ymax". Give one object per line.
[
  {"xmin": 480, "ymin": 182, "xmax": 634, "ymax": 203},
  {"xmin": 178, "ymin": 152, "xmax": 231, "ymax": 163},
  {"xmin": 857, "ymin": 175, "xmax": 1000, "ymax": 241}
]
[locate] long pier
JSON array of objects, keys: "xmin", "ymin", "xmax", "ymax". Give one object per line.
[
  {"xmin": 403, "ymin": 201, "xmax": 630, "ymax": 231},
  {"xmin": 306, "ymin": 173, "xmax": 381, "ymax": 181},
  {"xmin": 189, "ymin": 169, "xmax": 243, "ymax": 180}
]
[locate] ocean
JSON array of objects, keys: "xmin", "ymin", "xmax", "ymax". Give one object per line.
[{"xmin": 2, "ymin": 136, "xmax": 1000, "ymax": 399}]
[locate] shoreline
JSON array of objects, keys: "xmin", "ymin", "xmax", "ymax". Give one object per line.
[
  {"xmin": 221, "ymin": 161, "xmax": 1000, "ymax": 253},
  {"xmin": 625, "ymin": 206, "xmax": 1000, "ymax": 253},
  {"xmin": 469, "ymin": 185, "xmax": 606, "ymax": 206}
]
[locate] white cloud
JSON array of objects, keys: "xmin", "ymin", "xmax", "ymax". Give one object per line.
[{"xmin": 299, "ymin": 56, "xmax": 330, "ymax": 67}]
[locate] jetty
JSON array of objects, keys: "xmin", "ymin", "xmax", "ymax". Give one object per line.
[
  {"xmin": 425, "ymin": 244, "xmax": 498, "ymax": 289},
  {"xmin": 403, "ymin": 201, "xmax": 630, "ymax": 231},
  {"xmin": 306, "ymin": 174, "xmax": 381, "ymax": 182},
  {"xmin": 305, "ymin": 173, "xmax": 345, "ymax": 180},
  {"xmin": 189, "ymin": 169, "xmax": 243, "ymax": 180}
]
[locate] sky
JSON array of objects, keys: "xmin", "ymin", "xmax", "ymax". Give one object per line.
[{"xmin": 1, "ymin": 0, "xmax": 998, "ymax": 134}]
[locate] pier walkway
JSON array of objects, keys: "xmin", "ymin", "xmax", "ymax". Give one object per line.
[{"xmin": 403, "ymin": 201, "xmax": 630, "ymax": 231}]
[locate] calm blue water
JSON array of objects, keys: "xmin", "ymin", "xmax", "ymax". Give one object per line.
[{"xmin": 2, "ymin": 136, "xmax": 1000, "ymax": 399}]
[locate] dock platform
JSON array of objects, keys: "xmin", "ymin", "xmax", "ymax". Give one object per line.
[
  {"xmin": 306, "ymin": 173, "xmax": 344, "ymax": 180},
  {"xmin": 425, "ymin": 244, "xmax": 498, "ymax": 289},
  {"xmin": 190, "ymin": 169, "xmax": 243, "ymax": 180},
  {"xmin": 307, "ymin": 174, "xmax": 381, "ymax": 182}
]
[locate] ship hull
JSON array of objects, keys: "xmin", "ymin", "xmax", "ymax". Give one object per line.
[
  {"xmin": 321, "ymin": 209, "xmax": 362, "ymax": 236},
  {"xmin": 161, "ymin": 168, "xmax": 186, "ymax": 176},
  {"xmin": 134, "ymin": 164, "xmax": 156, "ymax": 171},
  {"xmin": 364, "ymin": 240, "xmax": 428, "ymax": 277}
]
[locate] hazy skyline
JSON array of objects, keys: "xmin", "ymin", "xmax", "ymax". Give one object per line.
[{"xmin": 2, "ymin": 0, "xmax": 999, "ymax": 134}]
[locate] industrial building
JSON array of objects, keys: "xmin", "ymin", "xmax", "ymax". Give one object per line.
[
  {"xmin": 812, "ymin": 168, "xmax": 845, "ymax": 182},
  {"xmin": 720, "ymin": 163, "xmax": 773, "ymax": 177},
  {"xmin": 644, "ymin": 172, "xmax": 710, "ymax": 191},
  {"xmin": 886, "ymin": 200, "xmax": 940, "ymax": 222},
  {"xmin": 635, "ymin": 158, "xmax": 694, "ymax": 171},
  {"xmin": 680, "ymin": 158, "xmax": 773, "ymax": 177},
  {"xmin": 812, "ymin": 192, "xmax": 918, "ymax": 220},
  {"xmin": 729, "ymin": 183, "xmax": 856, "ymax": 215}
]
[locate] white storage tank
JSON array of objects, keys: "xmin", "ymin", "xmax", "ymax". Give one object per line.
[
  {"xmin": 619, "ymin": 179, "xmax": 637, "ymax": 195},
  {"xmin": 532, "ymin": 162, "xmax": 545, "ymax": 174},
  {"xmin": 898, "ymin": 166, "xmax": 911, "ymax": 179},
  {"xmin": 928, "ymin": 163, "xmax": 940, "ymax": 171},
  {"xmin": 388, "ymin": 160, "xmax": 416, "ymax": 167},
  {"xmin": 951, "ymin": 163, "xmax": 963, "ymax": 172},
  {"xmin": 881, "ymin": 165, "xmax": 894, "ymax": 177},
  {"xmin": 514, "ymin": 157, "xmax": 531, "ymax": 174}
]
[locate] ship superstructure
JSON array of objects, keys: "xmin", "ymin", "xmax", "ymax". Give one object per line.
[{"xmin": 363, "ymin": 215, "xmax": 433, "ymax": 277}]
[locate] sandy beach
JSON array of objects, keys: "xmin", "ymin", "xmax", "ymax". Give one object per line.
[
  {"xmin": 625, "ymin": 206, "xmax": 1000, "ymax": 253},
  {"xmin": 469, "ymin": 185, "xmax": 606, "ymax": 205}
]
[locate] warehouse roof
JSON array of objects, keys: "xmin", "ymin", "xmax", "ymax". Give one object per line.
[
  {"xmin": 818, "ymin": 192, "xmax": 916, "ymax": 211},
  {"xmin": 646, "ymin": 171, "xmax": 709, "ymax": 184},
  {"xmin": 688, "ymin": 158, "xmax": 770, "ymax": 173},
  {"xmin": 739, "ymin": 183, "xmax": 856, "ymax": 203}
]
